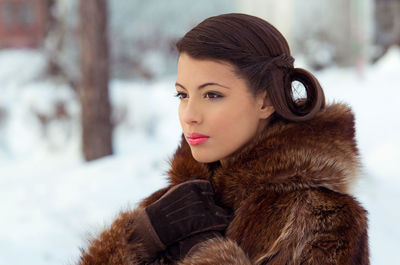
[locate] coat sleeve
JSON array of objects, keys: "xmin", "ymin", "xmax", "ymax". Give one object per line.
[
  {"xmin": 299, "ymin": 222, "xmax": 369, "ymax": 265},
  {"xmin": 297, "ymin": 190, "xmax": 370, "ymax": 265},
  {"xmin": 77, "ymin": 186, "xmax": 171, "ymax": 265},
  {"xmin": 178, "ymin": 237, "xmax": 252, "ymax": 265}
]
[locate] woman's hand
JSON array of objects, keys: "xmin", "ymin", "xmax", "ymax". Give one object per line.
[{"xmin": 132, "ymin": 180, "xmax": 232, "ymax": 259}]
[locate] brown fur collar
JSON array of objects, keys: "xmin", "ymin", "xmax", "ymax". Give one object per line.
[{"xmin": 167, "ymin": 104, "xmax": 360, "ymax": 210}]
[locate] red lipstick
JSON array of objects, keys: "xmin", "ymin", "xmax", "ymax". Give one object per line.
[{"xmin": 186, "ymin": 133, "xmax": 210, "ymax": 145}]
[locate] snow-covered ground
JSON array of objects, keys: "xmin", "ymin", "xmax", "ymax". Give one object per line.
[{"xmin": 0, "ymin": 48, "xmax": 399, "ymax": 265}]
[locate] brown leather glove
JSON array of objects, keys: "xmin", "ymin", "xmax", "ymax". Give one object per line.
[{"xmin": 133, "ymin": 180, "xmax": 232, "ymax": 258}]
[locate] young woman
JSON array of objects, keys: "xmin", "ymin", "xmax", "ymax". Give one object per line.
[{"xmin": 78, "ymin": 13, "xmax": 369, "ymax": 265}]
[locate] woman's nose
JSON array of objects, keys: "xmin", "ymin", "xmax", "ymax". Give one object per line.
[{"xmin": 181, "ymin": 99, "xmax": 202, "ymax": 125}]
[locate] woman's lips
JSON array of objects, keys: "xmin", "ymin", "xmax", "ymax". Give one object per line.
[{"xmin": 186, "ymin": 133, "xmax": 210, "ymax": 145}]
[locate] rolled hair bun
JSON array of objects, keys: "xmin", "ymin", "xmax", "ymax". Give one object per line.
[
  {"xmin": 176, "ymin": 13, "xmax": 326, "ymax": 122},
  {"xmin": 269, "ymin": 65, "xmax": 326, "ymax": 122}
]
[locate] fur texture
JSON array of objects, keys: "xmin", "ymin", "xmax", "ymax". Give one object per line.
[{"xmin": 77, "ymin": 103, "xmax": 369, "ymax": 265}]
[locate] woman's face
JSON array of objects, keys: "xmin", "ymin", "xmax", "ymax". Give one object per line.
[{"xmin": 176, "ymin": 53, "xmax": 274, "ymax": 163}]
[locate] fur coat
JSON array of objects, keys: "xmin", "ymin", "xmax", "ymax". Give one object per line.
[{"xmin": 78, "ymin": 103, "xmax": 369, "ymax": 265}]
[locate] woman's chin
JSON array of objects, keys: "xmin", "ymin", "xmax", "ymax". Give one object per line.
[{"xmin": 190, "ymin": 150, "xmax": 220, "ymax": 164}]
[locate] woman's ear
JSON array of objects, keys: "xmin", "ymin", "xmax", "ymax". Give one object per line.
[{"xmin": 257, "ymin": 91, "xmax": 275, "ymax": 119}]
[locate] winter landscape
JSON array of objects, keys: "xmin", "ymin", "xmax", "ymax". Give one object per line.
[{"xmin": 0, "ymin": 46, "xmax": 399, "ymax": 265}]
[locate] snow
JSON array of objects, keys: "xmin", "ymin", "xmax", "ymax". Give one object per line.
[{"xmin": 0, "ymin": 48, "xmax": 399, "ymax": 265}]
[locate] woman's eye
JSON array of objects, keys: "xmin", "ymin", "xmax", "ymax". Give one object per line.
[
  {"xmin": 204, "ymin": 92, "xmax": 222, "ymax": 99},
  {"xmin": 175, "ymin": 92, "xmax": 187, "ymax": 99}
]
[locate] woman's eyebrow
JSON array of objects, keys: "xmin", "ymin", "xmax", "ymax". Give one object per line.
[{"xmin": 175, "ymin": 82, "xmax": 230, "ymax": 90}]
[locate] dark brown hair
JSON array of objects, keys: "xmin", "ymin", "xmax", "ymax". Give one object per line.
[{"xmin": 176, "ymin": 13, "xmax": 325, "ymax": 122}]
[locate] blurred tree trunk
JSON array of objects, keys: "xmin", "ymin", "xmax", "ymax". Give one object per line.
[
  {"xmin": 373, "ymin": 0, "xmax": 400, "ymax": 62},
  {"xmin": 78, "ymin": 0, "xmax": 113, "ymax": 161}
]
